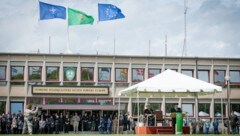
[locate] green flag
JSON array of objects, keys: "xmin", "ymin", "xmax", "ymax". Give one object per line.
[{"xmin": 68, "ymin": 8, "xmax": 94, "ymax": 26}]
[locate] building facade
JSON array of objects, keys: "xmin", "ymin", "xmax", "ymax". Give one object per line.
[{"xmin": 0, "ymin": 53, "xmax": 239, "ymax": 122}]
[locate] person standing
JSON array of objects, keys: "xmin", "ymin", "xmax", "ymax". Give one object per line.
[
  {"xmin": 82, "ymin": 113, "xmax": 89, "ymax": 131},
  {"xmin": 55, "ymin": 115, "xmax": 60, "ymax": 134},
  {"xmin": 59, "ymin": 113, "xmax": 64, "ymax": 133},
  {"xmin": 123, "ymin": 112, "xmax": 128, "ymax": 131},
  {"xmin": 205, "ymin": 121, "xmax": 210, "ymax": 134},
  {"xmin": 39, "ymin": 117, "xmax": 46, "ymax": 134},
  {"xmin": 17, "ymin": 117, "xmax": 23, "ymax": 134},
  {"xmin": 11, "ymin": 117, "xmax": 18, "ymax": 134},
  {"xmin": 213, "ymin": 120, "xmax": 219, "ymax": 134},
  {"xmin": 95, "ymin": 114, "xmax": 100, "ymax": 131},
  {"xmin": 92, "ymin": 114, "xmax": 96, "ymax": 131},
  {"xmin": 49, "ymin": 116, "xmax": 55, "ymax": 134},
  {"xmin": 113, "ymin": 116, "xmax": 118, "ymax": 134},
  {"xmin": 199, "ymin": 119, "xmax": 204, "ymax": 134},
  {"xmin": 32, "ymin": 117, "xmax": 39, "ymax": 134},
  {"xmin": 170, "ymin": 105, "xmax": 182, "ymax": 134},
  {"xmin": 236, "ymin": 118, "xmax": 240, "ymax": 135},
  {"xmin": 64, "ymin": 118, "xmax": 70, "ymax": 133},
  {"xmin": 107, "ymin": 117, "xmax": 112, "ymax": 134},
  {"xmin": 229, "ymin": 111, "xmax": 238, "ymax": 134},
  {"xmin": 72, "ymin": 112, "xmax": 80, "ymax": 134},
  {"xmin": 22, "ymin": 104, "xmax": 38, "ymax": 135}
]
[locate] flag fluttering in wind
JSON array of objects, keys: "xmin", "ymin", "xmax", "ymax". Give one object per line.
[
  {"xmin": 39, "ymin": 1, "xmax": 66, "ymax": 20},
  {"xmin": 68, "ymin": 8, "xmax": 94, "ymax": 26},
  {"xmin": 98, "ymin": 3, "xmax": 125, "ymax": 21}
]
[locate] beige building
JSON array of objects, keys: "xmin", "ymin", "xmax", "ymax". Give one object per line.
[{"xmin": 0, "ymin": 53, "xmax": 239, "ymax": 122}]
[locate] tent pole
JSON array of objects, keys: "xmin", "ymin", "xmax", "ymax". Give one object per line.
[
  {"xmin": 221, "ymin": 90, "xmax": 224, "ymax": 134},
  {"xmin": 117, "ymin": 97, "xmax": 120, "ymax": 134}
]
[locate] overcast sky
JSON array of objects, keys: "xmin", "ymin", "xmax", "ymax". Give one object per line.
[{"xmin": 0, "ymin": 0, "xmax": 240, "ymax": 57}]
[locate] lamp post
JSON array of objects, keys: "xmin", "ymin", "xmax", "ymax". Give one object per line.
[{"xmin": 225, "ymin": 76, "xmax": 230, "ymax": 134}]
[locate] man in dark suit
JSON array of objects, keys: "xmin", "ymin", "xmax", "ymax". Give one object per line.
[
  {"xmin": 144, "ymin": 104, "xmax": 154, "ymax": 126},
  {"xmin": 171, "ymin": 105, "xmax": 182, "ymax": 134}
]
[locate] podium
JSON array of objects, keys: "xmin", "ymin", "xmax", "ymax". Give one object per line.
[{"xmin": 170, "ymin": 112, "xmax": 185, "ymax": 134}]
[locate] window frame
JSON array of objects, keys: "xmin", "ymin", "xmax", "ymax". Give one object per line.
[
  {"xmin": 181, "ymin": 69, "xmax": 194, "ymax": 77},
  {"xmin": 46, "ymin": 66, "xmax": 59, "ymax": 81},
  {"xmin": 81, "ymin": 67, "xmax": 94, "ymax": 82},
  {"xmin": 28, "ymin": 66, "xmax": 42, "ymax": 81},
  {"xmin": 148, "ymin": 68, "xmax": 161, "ymax": 78},
  {"xmin": 229, "ymin": 70, "xmax": 240, "ymax": 84},
  {"xmin": 115, "ymin": 68, "xmax": 128, "ymax": 82},
  {"xmin": 27, "ymin": 97, "xmax": 43, "ymax": 105},
  {"xmin": 98, "ymin": 67, "xmax": 111, "ymax": 82},
  {"xmin": 182, "ymin": 103, "xmax": 194, "ymax": 117},
  {"xmin": 0, "ymin": 65, "xmax": 6, "ymax": 80},
  {"xmin": 198, "ymin": 103, "xmax": 210, "ymax": 117},
  {"xmin": 11, "ymin": 66, "xmax": 24, "ymax": 81},
  {"xmin": 132, "ymin": 68, "xmax": 145, "ymax": 82},
  {"xmin": 197, "ymin": 70, "xmax": 210, "ymax": 83},
  {"xmin": 213, "ymin": 70, "xmax": 226, "ymax": 85},
  {"xmin": 45, "ymin": 98, "xmax": 61, "ymax": 104}
]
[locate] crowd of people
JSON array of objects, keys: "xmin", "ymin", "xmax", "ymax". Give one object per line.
[
  {"xmin": 191, "ymin": 111, "xmax": 240, "ymax": 134},
  {"xmin": 1, "ymin": 104, "xmax": 239, "ymax": 135},
  {"xmin": 0, "ymin": 105, "xmax": 136, "ymax": 135}
]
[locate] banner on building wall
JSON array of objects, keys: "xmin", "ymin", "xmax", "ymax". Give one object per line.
[{"xmin": 32, "ymin": 86, "xmax": 109, "ymax": 95}]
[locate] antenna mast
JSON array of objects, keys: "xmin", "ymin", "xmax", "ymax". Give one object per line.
[{"xmin": 182, "ymin": 0, "xmax": 188, "ymax": 56}]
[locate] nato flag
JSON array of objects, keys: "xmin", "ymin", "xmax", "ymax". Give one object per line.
[
  {"xmin": 39, "ymin": 1, "xmax": 66, "ymax": 20},
  {"xmin": 98, "ymin": 3, "xmax": 125, "ymax": 21}
]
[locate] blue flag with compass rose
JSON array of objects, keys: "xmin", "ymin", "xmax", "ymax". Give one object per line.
[
  {"xmin": 39, "ymin": 1, "xmax": 66, "ymax": 20},
  {"xmin": 98, "ymin": 3, "xmax": 125, "ymax": 21}
]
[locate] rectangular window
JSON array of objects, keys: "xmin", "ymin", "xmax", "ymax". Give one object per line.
[
  {"xmin": 115, "ymin": 68, "xmax": 128, "ymax": 82},
  {"xmin": 0, "ymin": 101, "xmax": 6, "ymax": 114},
  {"xmin": 62, "ymin": 98, "xmax": 78, "ymax": 104},
  {"xmin": 98, "ymin": 98, "xmax": 112, "ymax": 105},
  {"xmin": 197, "ymin": 70, "xmax": 209, "ymax": 82},
  {"xmin": 132, "ymin": 103, "xmax": 145, "ymax": 116},
  {"xmin": 230, "ymin": 70, "xmax": 240, "ymax": 83},
  {"xmin": 231, "ymin": 104, "xmax": 240, "ymax": 113},
  {"xmin": 11, "ymin": 66, "xmax": 24, "ymax": 80},
  {"xmin": 198, "ymin": 103, "xmax": 210, "ymax": 117},
  {"xmin": 181, "ymin": 69, "xmax": 193, "ymax": 77},
  {"xmin": 64, "ymin": 67, "xmax": 77, "ymax": 81},
  {"xmin": 98, "ymin": 67, "xmax": 111, "ymax": 82},
  {"xmin": 81, "ymin": 67, "xmax": 94, "ymax": 81},
  {"xmin": 10, "ymin": 102, "xmax": 23, "ymax": 115},
  {"xmin": 182, "ymin": 104, "xmax": 194, "ymax": 117},
  {"xmin": 214, "ymin": 70, "xmax": 225, "ymax": 84},
  {"xmin": 214, "ymin": 103, "xmax": 226, "ymax": 117},
  {"xmin": 81, "ymin": 99, "xmax": 95, "ymax": 104},
  {"xmin": 29, "ymin": 66, "xmax": 42, "ymax": 81},
  {"xmin": 46, "ymin": 67, "xmax": 59, "ymax": 81},
  {"xmin": 27, "ymin": 97, "xmax": 42, "ymax": 104},
  {"xmin": 149, "ymin": 103, "xmax": 161, "ymax": 112},
  {"xmin": 148, "ymin": 69, "xmax": 161, "ymax": 78},
  {"xmin": 0, "ymin": 66, "xmax": 6, "ymax": 80},
  {"xmin": 132, "ymin": 68, "xmax": 144, "ymax": 82},
  {"xmin": 165, "ymin": 103, "xmax": 177, "ymax": 116},
  {"xmin": 46, "ymin": 98, "xmax": 61, "ymax": 104}
]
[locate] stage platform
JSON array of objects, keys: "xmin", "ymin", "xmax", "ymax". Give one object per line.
[{"xmin": 135, "ymin": 126, "xmax": 190, "ymax": 134}]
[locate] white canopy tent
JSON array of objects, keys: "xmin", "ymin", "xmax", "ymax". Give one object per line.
[
  {"xmin": 117, "ymin": 69, "xmax": 223, "ymax": 134},
  {"xmin": 119, "ymin": 69, "xmax": 222, "ymax": 95}
]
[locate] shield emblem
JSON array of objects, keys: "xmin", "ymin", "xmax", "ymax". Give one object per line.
[{"xmin": 65, "ymin": 68, "xmax": 75, "ymax": 81}]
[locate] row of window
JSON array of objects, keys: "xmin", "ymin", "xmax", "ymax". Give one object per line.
[
  {"xmin": 0, "ymin": 66, "xmax": 240, "ymax": 83},
  {"xmin": 4, "ymin": 101, "xmax": 239, "ymax": 117},
  {"xmin": 131, "ymin": 103, "xmax": 240, "ymax": 117}
]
